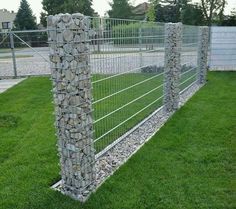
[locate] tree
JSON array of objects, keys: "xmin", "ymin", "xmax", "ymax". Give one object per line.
[
  {"xmin": 200, "ymin": 0, "xmax": 226, "ymax": 26},
  {"xmin": 40, "ymin": 12, "xmax": 47, "ymax": 27},
  {"xmin": 147, "ymin": 0, "xmax": 158, "ymax": 22},
  {"xmin": 42, "ymin": 0, "xmax": 65, "ymax": 15},
  {"xmin": 218, "ymin": 0, "xmax": 226, "ymax": 24},
  {"xmin": 221, "ymin": 8, "xmax": 236, "ymax": 26},
  {"xmin": 148, "ymin": 0, "xmax": 184, "ymax": 23},
  {"xmin": 63, "ymin": 0, "xmax": 94, "ymax": 15},
  {"xmin": 161, "ymin": 0, "xmax": 181, "ymax": 22},
  {"xmin": 41, "ymin": 0, "xmax": 94, "ymax": 26},
  {"xmin": 148, "ymin": 0, "xmax": 205, "ymax": 25},
  {"xmin": 14, "ymin": 0, "xmax": 37, "ymax": 30},
  {"xmin": 108, "ymin": 0, "xmax": 132, "ymax": 19},
  {"xmin": 42, "ymin": 0, "xmax": 94, "ymax": 15},
  {"xmin": 152, "ymin": 0, "xmax": 181, "ymax": 23},
  {"xmin": 155, "ymin": 4, "xmax": 178, "ymax": 22},
  {"xmin": 181, "ymin": 4, "xmax": 205, "ymax": 25}
]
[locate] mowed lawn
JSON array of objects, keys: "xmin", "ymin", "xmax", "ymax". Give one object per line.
[{"xmin": 0, "ymin": 72, "xmax": 235, "ymax": 209}]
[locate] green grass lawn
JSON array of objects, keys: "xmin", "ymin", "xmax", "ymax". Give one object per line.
[{"xmin": 0, "ymin": 72, "xmax": 235, "ymax": 209}]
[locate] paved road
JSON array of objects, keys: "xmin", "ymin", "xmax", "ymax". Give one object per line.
[{"xmin": 0, "ymin": 46, "xmax": 198, "ymax": 77}]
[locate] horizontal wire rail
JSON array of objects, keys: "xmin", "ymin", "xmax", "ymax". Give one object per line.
[
  {"xmin": 94, "ymin": 83, "xmax": 164, "ymax": 124},
  {"xmin": 179, "ymin": 73, "xmax": 198, "ymax": 86},
  {"xmin": 180, "ymin": 66, "xmax": 198, "ymax": 77},
  {"xmin": 94, "ymin": 94, "xmax": 164, "ymax": 143},
  {"xmin": 93, "ymin": 72, "xmax": 164, "ymax": 104}
]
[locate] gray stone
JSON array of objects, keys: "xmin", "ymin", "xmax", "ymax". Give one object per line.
[
  {"xmin": 48, "ymin": 13, "xmax": 95, "ymax": 202},
  {"xmin": 63, "ymin": 29, "xmax": 74, "ymax": 42},
  {"xmin": 197, "ymin": 27, "xmax": 209, "ymax": 84},
  {"xmin": 63, "ymin": 44, "xmax": 73, "ymax": 54},
  {"xmin": 61, "ymin": 14, "xmax": 72, "ymax": 23},
  {"xmin": 163, "ymin": 23, "xmax": 182, "ymax": 113},
  {"xmin": 57, "ymin": 33, "xmax": 63, "ymax": 43}
]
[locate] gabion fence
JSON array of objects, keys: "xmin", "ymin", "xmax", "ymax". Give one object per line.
[{"xmin": 48, "ymin": 13, "xmax": 209, "ymax": 202}]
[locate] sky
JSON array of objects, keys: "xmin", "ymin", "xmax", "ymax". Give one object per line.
[{"xmin": 1, "ymin": 0, "xmax": 236, "ymax": 23}]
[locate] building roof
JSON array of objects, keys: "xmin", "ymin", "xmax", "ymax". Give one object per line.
[{"xmin": 132, "ymin": 2, "xmax": 150, "ymax": 15}]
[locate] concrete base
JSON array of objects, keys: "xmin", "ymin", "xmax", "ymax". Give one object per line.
[
  {"xmin": 0, "ymin": 78, "xmax": 25, "ymax": 94},
  {"xmin": 51, "ymin": 180, "xmax": 92, "ymax": 202}
]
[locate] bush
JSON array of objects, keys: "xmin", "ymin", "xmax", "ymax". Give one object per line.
[
  {"xmin": 111, "ymin": 23, "xmax": 199, "ymax": 45},
  {"xmin": 112, "ymin": 22, "xmax": 165, "ymax": 45}
]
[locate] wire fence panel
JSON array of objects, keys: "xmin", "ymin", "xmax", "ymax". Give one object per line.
[
  {"xmin": 210, "ymin": 26, "xmax": 236, "ymax": 71},
  {"xmin": 90, "ymin": 18, "xmax": 165, "ymax": 153},
  {"xmin": 180, "ymin": 25, "xmax": 199, "ymax": 90}
]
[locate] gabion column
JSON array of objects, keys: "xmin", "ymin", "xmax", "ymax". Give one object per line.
[
  {"xmin": 163, "ymin": 23, "xmax": 182, "ymax": 112},
  {"xmin": 197, "ymin": 26, "xmax": 209, "ymax": 84},
  {"xmin": 47, "ymin": 13, "xmax": 95, "ymax": 201}
]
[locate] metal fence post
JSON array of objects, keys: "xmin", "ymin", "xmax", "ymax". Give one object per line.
[
  {"xmin": 9, "ymin": 32, "xmax": 17, "ymax": 78},
  {"xmin": 48, "ymin": 13, "xmax": 95, "ymax": 202},
  {"xmin": 197, "ymin": 26, "xmax": 209, "ymax": 84},
  {"xmin": 139, "ymin": 22, "xmax": 143, "ymax": 67},
  {"xmin": 163, "ymin": 23, "xmax": 182, "ymax": 112}
]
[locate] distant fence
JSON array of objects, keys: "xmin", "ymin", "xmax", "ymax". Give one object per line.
[
  {"xmin": 0, "ymin": 30, "xmax": 50, "ymax": 78},
  {"xmin": 1, "ymin": 25, "xmax": 235, "ymax": 78},
  {"xmin": 209, "ymin": 26, "xmax": 236, "ymax": 70}
]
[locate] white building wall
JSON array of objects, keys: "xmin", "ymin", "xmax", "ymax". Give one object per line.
[
  {"xmin": 210, "ymin": 26, "xmax": 236, "ymax": 71},
  {"xmin": 0, "ymin": 9, "xmax": 16, "ymax": 31}
]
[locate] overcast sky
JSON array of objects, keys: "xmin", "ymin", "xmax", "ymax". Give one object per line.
[{"xmin": 1, "ymin": 0, "xmax": 236, "ymax": 23}]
